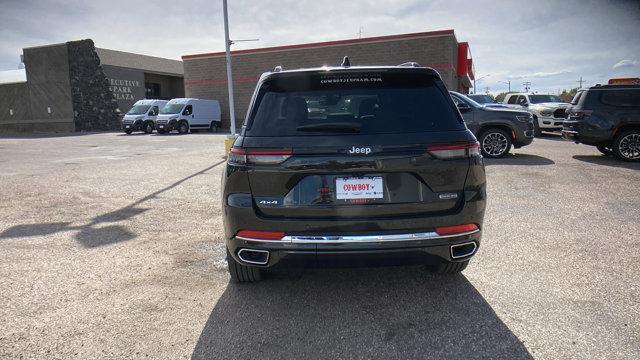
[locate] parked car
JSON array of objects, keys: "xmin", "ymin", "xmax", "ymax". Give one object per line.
[
  {"xmin": 155, "ymin": 98, "xmax": 221, "ymax": 134},
  {"xmin": 222, "ymin": 61, "xmax": 486, "ymax": 282},
  {"xmin": 467, "ymin": 94, "xmax": 509, "ymax": 108},
  {"xmin": 562, "ymin": 85, "xmax": 640, "ymax": 161},
  {"xmin": 503, "ymin": 93, "xmax": 570, "ymax": 136},
  {"xmin": 450, "ymin": 91, "xmax": 534, "ymax": 158},
  {"xmin": 121, "ymin": 99, "xmax": 167, "ymax": 134}
]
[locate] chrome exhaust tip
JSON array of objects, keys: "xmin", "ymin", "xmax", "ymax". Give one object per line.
[
  {"xmin": 237, "ymin": 248, "xmax": 269, "ymax": 265},
  {"xmin": 450, "ymin": 241, "xmax": 477, "ymax": 259}
]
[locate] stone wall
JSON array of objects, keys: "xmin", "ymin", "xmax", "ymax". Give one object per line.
[{"xmin": 67, "ymin": 39, "xmax": 120, "ymax": 131}]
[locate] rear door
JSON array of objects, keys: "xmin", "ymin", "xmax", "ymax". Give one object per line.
[{"xmin": 238, "ymin": 69, "xmax": 477, "ymax": 219}]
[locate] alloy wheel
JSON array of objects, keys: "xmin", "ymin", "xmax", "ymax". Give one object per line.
[
  {"xmin": 482, "ymin": 132, "xmax": 509, "ymax": 156},
  {"xmin": 618, "ymin": 133, "xmax": 640, "ymax": 160}
]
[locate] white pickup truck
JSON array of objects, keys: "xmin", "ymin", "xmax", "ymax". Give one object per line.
[{"xmin": 503, "ymin": 93, "xmax": 570, "ymax": 136}]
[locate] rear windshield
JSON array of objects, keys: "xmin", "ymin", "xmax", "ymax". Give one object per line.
[{"xmin": 244, "ymin": 71, "xmax": 464, "ymax": 136}]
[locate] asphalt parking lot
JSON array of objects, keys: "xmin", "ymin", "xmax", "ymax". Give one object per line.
[{"xmin": 0, "ymin": 132, "xmax": 638, "ymax": 359}]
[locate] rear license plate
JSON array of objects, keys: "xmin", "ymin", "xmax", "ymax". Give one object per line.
[
  {"xmin": 158, "ymin": 125, "xmax": 164, "ymax": 128},
  {"xmin": 125, "ymin": 125, "xmax": 130, "ymax": 128},
  {"xmin": 336, "ymin": 176, "xmax": 383, "ymax": 200}
]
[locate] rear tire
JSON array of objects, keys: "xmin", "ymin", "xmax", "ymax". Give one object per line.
[
  {"xmin": 479, "ymin": 129, "xmax": 512, "ymax": 158},
  {"xmin": 209, "ymin": 122, "xmax": 219, "ymax": 133},
  {"xmin": 227, "ymin": 250, "xmax": 263, "ymax": 283},
  {"xmin": 596, "ymin": 145, "xmax": 613, "ymax": 156},
  {"xmin": 612, "ymin": 129, "xmax": 640, "ymax": 162},
  {"xmin": 429, "ymin": 260, "xmax": 469, "ymax": 274},
  {"xmin": 178, "ymin": 121, "xmax": 189, "ymax": 135}
]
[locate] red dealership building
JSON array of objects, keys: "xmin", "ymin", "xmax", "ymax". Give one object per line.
[{"xmin": 182, "ymin": 29, "xmax": 475, "ymax": 129}]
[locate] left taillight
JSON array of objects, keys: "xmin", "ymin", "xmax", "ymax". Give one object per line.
[
  {"xmin": 228, "ymin": 148, "xmax": 292, "ymax": 165},
  {"xmin": 426, "ymin": 142, "xmax": 481, "ymax": 159}
]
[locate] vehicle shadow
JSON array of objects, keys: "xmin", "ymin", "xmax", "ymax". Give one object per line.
[
  {"xmin": 192, "ymin": 267, "xmax": 532, "ymax": 360},
  {"xmin": 0, "ymin": 160, "xmax": 225, "ymax": 247},
  {"xmin": 573, "ymin": 155, "xmax": 640, "ymax": 170},
  {"xmin": 484, "ymin": 153, "xmax": 555, "ymax": 166}
]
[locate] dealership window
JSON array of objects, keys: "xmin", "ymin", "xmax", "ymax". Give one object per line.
[{"xmin": 145, "ymin": 82, "xmax": 161, "ymax": 98}]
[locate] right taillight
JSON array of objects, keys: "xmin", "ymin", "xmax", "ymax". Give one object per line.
[
  {"xmin": 426, "ymin": 142, "xmax": 481, "ymax": 159},
  {"xmin": 228, "ymin": 148, "xmax": 292, "ymax": 165},
  {"xmin": 570, "ymin": 110, "xmax": 593, "ymax": 119}
]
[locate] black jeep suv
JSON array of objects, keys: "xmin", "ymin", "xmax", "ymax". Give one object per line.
[
  {"xmin": 222, "ymin": 61, "xmax": 486, "ymax": 282},
  {"xmin": 563, "ymin": 85, "xmax": 640, "ymax": 161},
  {"xmin": 449, "ymin": 91, "xmax": 534, "ymax": 158}
]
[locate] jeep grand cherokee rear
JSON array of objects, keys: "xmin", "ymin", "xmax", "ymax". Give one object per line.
[{"xmin": 221, "ymin": 63, "xmax": 486, "ymax": 282}]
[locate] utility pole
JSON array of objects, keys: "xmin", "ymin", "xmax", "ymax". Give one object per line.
[
  {"xmin": 576, "ymin": 76, "xmax": 585, "ymax": 88},
  {"xmin": 358, "ymin": 26, "xmax": 364, "ymax": 39},
  {"xmin": 484, "ymin": 86, "xmax": 490, "ymax": 94},
  {"xmin": 523, "ymin": 81, "xmax": 531, "ymax": 92},
  {"xmin": 222, "ymin": 0, "xmax": 236, "ymax": 136}
]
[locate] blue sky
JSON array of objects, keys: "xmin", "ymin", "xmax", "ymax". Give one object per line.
[{"xmin": 1, "ymin": 0, "xmax": 639, "ymax": 94}]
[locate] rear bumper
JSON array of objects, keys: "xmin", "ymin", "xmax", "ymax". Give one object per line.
[{"xmin": 227, "ymin": 229, "xmax": 481, "ymax": 268}]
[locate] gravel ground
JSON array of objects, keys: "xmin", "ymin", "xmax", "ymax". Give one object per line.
[{"xmin": 0, "ymin": 132, "xmax": 638, "ymax": 359}]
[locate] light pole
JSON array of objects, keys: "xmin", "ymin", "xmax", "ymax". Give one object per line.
[
  {"xmin": 474, "ymin": 74, "xmax": 490, "ymax": 94},
  {"xmin": 222, "ymin": 0, "xmax": 236, "ymax": 136},
  {"xmin": 499, "ymin": 80, "xmax": 511, "ymax": 93}
]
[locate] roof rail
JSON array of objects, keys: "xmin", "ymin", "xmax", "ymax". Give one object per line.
[
  {"xmin": 399, "ymin": 62, "xmax": 421, "ymax": 67},
  {"xmin": 273, "ymin": 65, "xmax": 283, "ymax": 72}
]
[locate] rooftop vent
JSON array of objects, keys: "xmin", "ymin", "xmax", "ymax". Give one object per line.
[
  {"xmin": 341, "ymin": 56, "xmax": 351, "ymax": 67},
  {"xmin": 399, "ymin": 62, "xmax": 422, "ymax": 67}
]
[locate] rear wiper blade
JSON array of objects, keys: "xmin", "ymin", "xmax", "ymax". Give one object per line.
[{"xmin": 296, "ymin": 122, "xmax": 361, "ymax": 133}]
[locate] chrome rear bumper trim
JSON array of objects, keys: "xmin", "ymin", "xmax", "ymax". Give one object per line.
[{"xmin": 235, "ymin": 229, "xmax": 479, "ymax": 244}]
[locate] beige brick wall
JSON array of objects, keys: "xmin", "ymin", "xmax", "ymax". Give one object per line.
[{"xmin": 184, "ymin": 34, "xmax": 460, "ymax": 129}]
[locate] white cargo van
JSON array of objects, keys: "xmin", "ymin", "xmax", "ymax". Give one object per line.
[
  {"xmin": 122, "ymin": 99, "xmax": 168, "ymax": 134},
  {"xmin": 155, "ymin": 98, "xmax": 221, "ymax": 134}
]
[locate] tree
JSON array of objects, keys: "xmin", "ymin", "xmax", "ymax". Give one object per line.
[
  {"xmin": 559, "ymin": 87, "xmax": 579, "ymax": 102},
  {"xmin": 494, "ymin": 92, "xmax": 509, "ymax": 103}
]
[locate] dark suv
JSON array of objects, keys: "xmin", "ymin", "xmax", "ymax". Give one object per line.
[
  {"xmin": 562, "ymin": 85, "xmax": 640, "ymax": 161},
  {"xmin": 450, "ymin": 91, "xmax": 535, "ymax": 158},
  {"xmin": 222, "ymin": 61, "xmax": 486, "ymax": 282}
]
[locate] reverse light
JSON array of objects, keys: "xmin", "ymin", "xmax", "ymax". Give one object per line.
[
  {"xmin": 228, "ymin": 148, "xmax": 292, "ymax": 165},
  {"xmin": 435, "ymin": 224, "xmax": 479, "ymax": 236},
  {"xmin": 236, "ymin": 230, "xmax": 285, "ymax": 240},
  {"xmin": 426, "ymin": 142, "xmax": 480, "ymax": 159}
]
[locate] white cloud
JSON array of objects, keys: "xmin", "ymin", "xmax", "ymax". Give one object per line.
[
  {"xmin": 507, "ymin": 71, "xmax": 572, "ymax": 80},
  {"xmin": 613, "ymin": 59, "xmax": 639, "ymax": 69}
]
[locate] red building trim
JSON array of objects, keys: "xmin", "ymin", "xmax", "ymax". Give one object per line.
[{"xmin": 182, "ymin": 29, "xmax": 455, "ymax": 60}]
